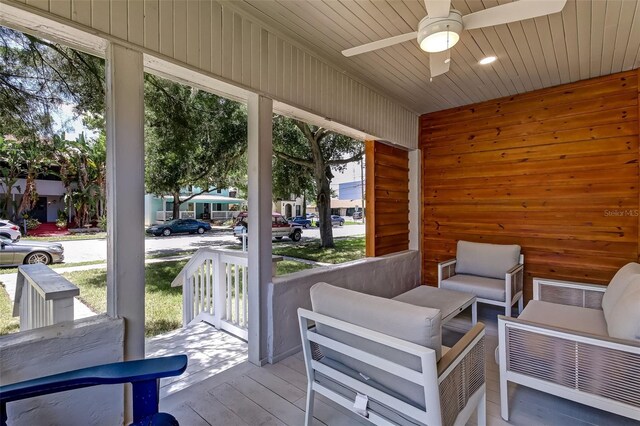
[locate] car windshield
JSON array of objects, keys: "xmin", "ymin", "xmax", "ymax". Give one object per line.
[
  {"xmin": 0, "ymin": 236, "xmax": 13, "ymax": 244},
  {"xmin": 166, "ymin": 219, "xmax": 179, "ymax": 225}
]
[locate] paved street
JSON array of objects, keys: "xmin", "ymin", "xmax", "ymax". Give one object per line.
[{"xmin": 59, "ymin": 224, "xmax": 365, "ymax": 264}]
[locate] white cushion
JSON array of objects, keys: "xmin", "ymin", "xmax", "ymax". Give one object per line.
[
  {"xmin": 441, "ymin": 274, "xmax": 506, "ymax": 301},
  {"xmin": 455, "ymin": 240, "xmax": 521, "ymax": 280},
  {"xmin": 601, "ymin": 262, "xmax": 640, "ymax": 319},
  {"xmin": 605, "ymin": 276, "xmax": 640, "ymax": 341},
  {"xmin": 310, "ymin": 282, "xmax": 442, "ymax": 408}
]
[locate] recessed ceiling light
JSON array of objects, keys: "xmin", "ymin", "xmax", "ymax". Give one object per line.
[{"xmin": 479, "ymin": 56, "xmax": 497, "ymax": 65}]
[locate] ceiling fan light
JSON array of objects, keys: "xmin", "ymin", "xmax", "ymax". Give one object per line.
[
  {"xmin": 417, "ymin": 11, "xmax": 463, "ymax": 53},
  {"xmin": 420, "ymin": 31, "xmax": 460, "ymax": 53}
]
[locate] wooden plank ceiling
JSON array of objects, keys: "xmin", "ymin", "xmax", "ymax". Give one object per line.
[{"xmin": 231, "ymin": 0, "xmax": 640, "ymax": 114}]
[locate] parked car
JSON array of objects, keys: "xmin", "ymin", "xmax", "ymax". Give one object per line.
[
  {"xmin": 146, "ymin": 219, "xmax": 211, "ymax": 237},
  {"xmin": 0, "ymin": 235, "xmax": 64, "ymax": 266},
  {"xmin": 0, "ymin": 220, "xmax": 21, "ymax": 241},
  {"xmin": 233, "ymin": 212, "xmax": 303, "ymax": 242},
  {"xmin": 288, "ymin": 216, "xmax": 312, "ymax": 228},
  {"xmin": 317, "ymin": 215, "xmax": 345, "ymax": 227},
  {"xmin": 352, "ymin": 210, "xmax": 363, "ymax": 220}
]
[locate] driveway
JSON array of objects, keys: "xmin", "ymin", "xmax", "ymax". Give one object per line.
[{"xmin": 59, "ymin": 224, "xmax": 366, "ymax": 264}]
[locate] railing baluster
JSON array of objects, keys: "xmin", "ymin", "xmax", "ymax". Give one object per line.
[
  {"xmin": 234, "ymin": 264, "xmax": 240, "ymax": 326},
  {"xmin": 199, "ymin": 264, "xmax": 205, "ymax": 315},
  {"xmin": 205, "ymin": 259, "xmax": 211, "ymax": 314},
  {"xmin": 242, "ymin": 265, "xmax": 248, "ymax": 327},
  {"xmin": 226, "ymin": 263, "xmax": 232, "ymax": 321}
]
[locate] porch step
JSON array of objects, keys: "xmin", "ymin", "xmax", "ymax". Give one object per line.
[{"xmin": 146, "ymin": 321, "xmax": 248, "ymax": 398}]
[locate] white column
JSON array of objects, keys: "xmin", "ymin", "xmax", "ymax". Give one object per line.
[
  {"xmin": 247, "ymin": 94, "xmax": 273, "ymax": 365},
  {"xmin": 408, "ymin": 149, "xmax": 421, "ymax": 255},
  {"xmin": 105, "ymin": 43, "xmax": 145, "ymax": 361}
]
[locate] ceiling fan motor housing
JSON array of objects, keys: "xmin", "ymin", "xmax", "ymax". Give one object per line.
[{"xmin": 417, "ymin": 10, "xmax": 463, "ymax": 53}]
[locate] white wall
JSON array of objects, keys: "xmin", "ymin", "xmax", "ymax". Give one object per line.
[
  {"xmin": 2, "ymin": 179, "xmax": 65, "ymax": 196},
  {"xmin": 267, "ymin": 250, "xmax": 420, "ymax": 363},
  {"xmin": 0, "ymin": 315, "xmax": 125, "ymax": 425},
  {"xmin": 1, "ymin": 0, "xmax": 418, "ymax": 149}
]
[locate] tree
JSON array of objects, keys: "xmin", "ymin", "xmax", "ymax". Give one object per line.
[
  {"xmin": 272, "ymin": 116, "xmax": 363, "ymax": 248},
  {"xmin": 144, "ymin": 75, "xmax": 247, "ymax": 219},
  {"xmin": 0, "ymin": 26, "xmax": 105, "ymax": 139}
]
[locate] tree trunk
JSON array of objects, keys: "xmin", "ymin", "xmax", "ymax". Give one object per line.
[
  {"xmin": 172, "ymin": 191, "xmax": 181, "ymax": 220},
  {"xmin": 18, "ymin": 173, "xmax": 37, "ymax": 215},
  {"xmin": 302, "ymin": 192, "xmax": 306, "ymax": 216},
  {"xmin": 316, "ymin": 170, "xmax": 334, "ymax": 248}
]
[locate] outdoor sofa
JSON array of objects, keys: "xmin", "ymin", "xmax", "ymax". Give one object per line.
[
  {"xmin": 298, "ymin": 282, "xmax": 486, "ymax": 426},
  {"xmin": 498, "ymin": 262, "xmax": 640, "ymax": 421}
]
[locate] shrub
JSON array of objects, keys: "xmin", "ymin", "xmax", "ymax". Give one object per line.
[
  {"xmin": 26, "ymin": 218, "xmax": 41, "ymax": 230},
  {"xmin": 56, "ymin": 219, "xmax": 67, "ymax": 229},
  {"xmin": 98, "ymin": 215, "xmax": 107, "ymax": 231}
]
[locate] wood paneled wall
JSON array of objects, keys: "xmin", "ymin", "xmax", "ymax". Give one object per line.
[
  {"xmin": 420, "ymin": 70, "xmax": 640, "ymax": 300},
  {"xmin": 366, "ymin": 141, "xmax": 410, "ymax": 257}
]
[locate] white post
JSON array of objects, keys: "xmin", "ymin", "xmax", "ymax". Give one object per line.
[
  {"xmin": 105, "ymin": 43, "xmax": 145, "ymax": 361},
  {"xmin": 247, "ymin": 94, "xmax": 273, "ymax": 366},
  {"xmin": 408, "ymin": 149, "xmax": 421, "ymax": 254}
]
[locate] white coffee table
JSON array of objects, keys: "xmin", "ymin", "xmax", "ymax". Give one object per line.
[{"xmin": 393, "ymin": 285, "xmax": 477, "ymax": 325}]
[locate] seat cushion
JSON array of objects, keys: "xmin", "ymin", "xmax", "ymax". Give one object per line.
[
  {"xmin": 310, "ymin": 282, "xmax": 442, "ymax": 409},
  {"xmin": 441, "ymin": 274, "xmax": 506, "ymax": 302},
  {"xmin": 604, "ymin": 277, "xmax": 640, "ymax": 341},
  {"xmin": 602, "ymin": 262, "xmax": 640, "ymax": 321},
  {"xmin": 455, "ymin": 240, "xmax": 521, "ymax": 280},
  {"xmin": 519, "ymin": 300, "xmax": 608, "ymax": 337}
]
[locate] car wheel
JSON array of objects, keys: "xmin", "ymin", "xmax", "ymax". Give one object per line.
[
  {"xmin": 275, "ymin": 236, "xmax": 283, "ymax": 240},
  {"xmin": 197, "ymin": 227, "xmax": 205, "ymax": 234},
  {"xmin": 340, "ymin": 221, "xmax": 344, "ymax": 226},
  {"xmin": 290, "ymin": 230, "xmax": 302, "ymax": 242},
  {"xmin": 304, "ymin": 224, "xmax": 310, "ymax": 229},
  {"xmin": 25, "ymin": 252, "xmax": 51, "ymax": 265},
  {"xmin": 162, "ymin": 228, "xmax": 171, "ymax": 236}
]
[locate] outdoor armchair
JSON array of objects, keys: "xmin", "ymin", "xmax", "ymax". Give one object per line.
[
  {"xmin": 497, "ymin": 263, "xmax": 640, "ymax": 422},
  {"xmin": 0, "ymin": 355, "xmax": 188, "ymax": 426},
  {"xmin": 438, "ymin": 240, "xmax": 524, "ymax": 316},
  {"xmin": 298, "ymin": 282, "xmax": 486, "ymax": 426}
]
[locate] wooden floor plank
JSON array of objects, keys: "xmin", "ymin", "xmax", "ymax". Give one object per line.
[
  {"xmin": 230, "ymin": 375, "xmax": 326, "ymax": 426},
  {"xmin": 185, "ymin": 391, "xmax": 249, "ymax": 426},
  {"xmin": 247, "ymin": 366, "xmax": 305, "ymax": 403},
  {"xmin": 209, "ymin": 382, "xmax": 286, "ymax": 426},
  {"xmin": 169, "ymin": 402, "xmax": 212, "ymax": 426}
]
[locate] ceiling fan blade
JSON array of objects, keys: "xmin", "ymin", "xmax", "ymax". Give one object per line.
[
  {"xmin": 430, "ymin": 50, "xmax": 450, "ymax": 78},
  {"xmin": 424, "ymin": 0, "xmax": 451, "ymax": 18},
  {"xmin": 462, "ymin": 0, "xmax": 567, "ymax": 30},
  {"xmin": 342, "ymin": 32, "xmax": 417, "ymax": 57}
]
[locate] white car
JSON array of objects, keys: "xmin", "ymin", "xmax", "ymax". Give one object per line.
[{"xmin": 0, "ymin": 220, "xmax": 21, "ymax": 241}]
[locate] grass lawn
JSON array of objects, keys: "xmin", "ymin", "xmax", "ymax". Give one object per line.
[
  {"xmin": 273, "ymin": 236, "xmax": 365, "ymax": 264},
  {"xmin": 22, "ymin": 232, "xmax": 107, "ymax": 242},
  {"xmin": 63, "ymin": 260, "xmax": 186, "ymax": 337},
  {"xmin": 0, "ymin": 260, "xmax": 107, "ymax": 276},
  {"xmin": 0, "ymin": 286, "xmax": 19, "ymax": 335}
]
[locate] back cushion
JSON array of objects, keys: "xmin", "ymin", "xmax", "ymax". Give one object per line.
[
  {"xmin": 310, "ymin": 282, "xmax": 441, "ymax": 408},
  {"xmin": 602, "ymin": 262, "xmax": 640, "ymax": 317},
  {"xmin": 455, "ymin": 241, "xmax": 521, "ymax": 280},
  {"xmin": 604, "ymin": 276, "xmax": 640, "ymax": 340}
]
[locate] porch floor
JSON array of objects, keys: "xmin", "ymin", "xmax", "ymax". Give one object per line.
[{"xmin": 159, "ymin": 306, "xmax": 639, "ymax": 426}]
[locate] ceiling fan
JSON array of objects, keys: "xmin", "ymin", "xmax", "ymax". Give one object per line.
[{"xmin": 342, "ymin": 0, "xmax": 567, "ymax": 79}]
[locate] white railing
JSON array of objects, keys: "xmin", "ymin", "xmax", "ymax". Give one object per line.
[
  {"xmin": 12, "ymin": 264, "xmax": 79, "ymax": 331},
  {"xmin": 171, "ymin": 248, "xmax": 282, "ymax": 341},
  {"xmin": 155, "ymin": 210, "xmax": 196, "ymax": 221}
]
